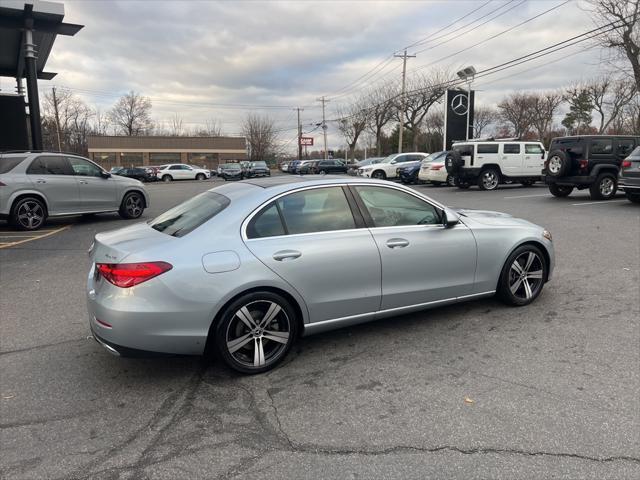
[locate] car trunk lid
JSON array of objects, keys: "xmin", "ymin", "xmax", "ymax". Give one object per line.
[{"xmin": 89, "ymin": 222, "xmax": 176, "ymax": 264}]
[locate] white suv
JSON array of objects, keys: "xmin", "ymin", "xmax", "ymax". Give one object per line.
[
  {"xmin": 445, "ymin": 140, "xmax": 545, "ymax": 190},
  {"xmin": 358, "ymin": 152, "xmax": 429, "ymax": 179},
  {"xmin": 157, "ymin": 164, "xmax": 211, "ymax": 182}
]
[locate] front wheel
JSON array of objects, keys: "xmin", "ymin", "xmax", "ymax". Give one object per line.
[
  {"xmin": 497, "ymin": 244, "xmax": 547, "ymax": 306},
  {"xmin": 589, "ymin": 173, "xmax": 617, "ymax": 200},
  {"xmin": 371, "ymin": 170, "xmax": 386, "ymax": 180},
  {"xmin": 196, "ymin": 173, "xmax": 206, "ymax": 181},
  {"xmin": 478, "ymin": 168, "xmax": 500, "ymax": 191},
  {"xmin": 119, "ymin": 192, "xmax": 145, "ymax": 219},
  {"xmin": 11, "ymin": 197, "xmax": 47, "ymax": 231},
  {"xmin": 214, "ymin": 291, "xmax": 298, "ymax": 374}
]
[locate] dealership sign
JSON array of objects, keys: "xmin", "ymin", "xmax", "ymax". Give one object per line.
[
  {"xmin": 299, "ymin": 137, "xmax": 314, "ymax": 146},
  {"xmin": 443, "ymin": 89, "xmax": 475, "ymax": 150}
]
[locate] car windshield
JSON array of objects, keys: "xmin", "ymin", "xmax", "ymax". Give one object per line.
[
  {"xmin": 223, "ymin": 164, "xmax": 241, "ymax": 170},
  {"xmin": 425, "ymin": 151, "xmax": 446, "ymax": 162},
  {"xmin": 380, "ymin": 154, "xmax": 398, "ymax": 164},
  {"xmin": 150, "ymin": 191, "xmax": 230, "ymax": 237},
  {"xmin": 251, "ymin": 161, "xmax": 267, "ymax": 167}
]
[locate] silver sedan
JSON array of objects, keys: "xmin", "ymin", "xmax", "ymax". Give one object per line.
[{"xmin": 87, "ymin": 177, "xmax": 554, "ymax": 373}]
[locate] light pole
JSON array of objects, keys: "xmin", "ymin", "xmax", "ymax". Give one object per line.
[{"xmin": 456, "ymin": 66, "xmax": 476, "ymax": 141}]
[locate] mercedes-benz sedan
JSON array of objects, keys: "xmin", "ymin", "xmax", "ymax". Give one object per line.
[{"xmin": 87, "ymin": 177, "xmax": 554, "ymax": 373}]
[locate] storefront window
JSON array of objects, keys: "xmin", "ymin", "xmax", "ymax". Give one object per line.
[
  {"xmin": 92, "ymin": 152, "xmax": 117, "ymax": 170},
  {"xmin": 149, "ymin": 153, "xmax": 181, "ymax": 164},
  {"xmin": 121, "ymin": 153, "xmax": 144, "ymax": 167},
  {"xmin": 188, "ymin": 153, "xmax": 219, "ymax": 170}
]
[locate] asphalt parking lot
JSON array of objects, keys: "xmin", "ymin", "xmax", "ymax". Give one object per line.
[{"xmin": 1, "ymin": 177, "xmax": 638, "ymax": 479}]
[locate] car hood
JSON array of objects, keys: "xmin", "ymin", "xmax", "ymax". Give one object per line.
[
  {"xmin": 112, "ymin": 174, "xmax": 144, "ymax": 187},
  {"xmin": 454, "ymin": 208, "xmax": 538, "ymax": 228}
]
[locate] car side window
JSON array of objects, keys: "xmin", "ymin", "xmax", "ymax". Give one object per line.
[
  {"xmin": 68, "ymin": 157, "xmax": 103, "ymax": 177},
  {"xmin": 590, "ymin": 138, "xmax": 613, "ymax": 155},
  {"xmin": 354, "ymin": 186, "xmax": 441, "ymax": 227},
  {"xmin": 525, "ymin": 144, "xmax": 543, "ymax": 154},
  {"xmin": 276, "ymin": 187, "xmax": 355, "ymax": 235},
  {"xmin": 617, "ymin": 139, "xmax": 634, "ymax": 156},
  {"xmin": 169, "ymin": 165, "xmax": 181, "ymax": 170},
  {"xmin": 478, "ymin": 144, "xmax": 499, "ymax": 154},
  {"xmin": 246, "ymin": 202, "xmax": 286, "ymax": 239},
  {"xmin": 503, "ymin": 144, "xmax": 521, "ymax": 154},
  {"xmin": 27, "ymin": 156, "xmax": 73, "ymax": 175}
]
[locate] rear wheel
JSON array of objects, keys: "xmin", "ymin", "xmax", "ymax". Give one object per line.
[
  {"xmin": 589, "ymin": 173, "xmax": 617, "ymax": 200},
  {"xmin": 214, "ymin": 291, "xmax": 298, "ymax": 374},
  {"xmin": 625, "ymin": 191, "xmax": 640, "ymax": 203},
  {"xmin": 372, "ymin": 170, "xmax": 386, "ymax": 179},
  {"xmin": 478, "ymin": 168, "xmax": 500, "ymax": 191},
  {"xmin": 498, "ymin": 244, "xmax": 547, "ymax": 306},
  {"xmin": 162, "ymin": 174, "xmax": 172, "ymax": 182},
  {"xmin": 119, "ymin": 192, "xmax": 145, "ymax": 219},
  {"xmin": 549, "ymin": 184, "xmax": 573, "ymax": 197},
  {"xmin": 11, "ymin": 197, "xmax": 47, "ymax": 231}
]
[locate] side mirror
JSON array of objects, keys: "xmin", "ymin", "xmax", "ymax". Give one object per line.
[
  {"xmin": 390, "ymin": 159, "xmax": 397, "ymax": 164},
  {"xmin": 442, "ymin": 209, "xmax": 460, "ymax": 228},
  {"xmin": 100, "ymin": 171, "xmax": 111, "ymax": 178}
]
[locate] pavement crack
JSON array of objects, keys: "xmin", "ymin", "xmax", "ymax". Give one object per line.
[
  {"xmin": 265, "ymin": 387, "xmax": 294, "ymax": 450},
  {"xmin": 0, "ymin": 338, "xmax": 83, "ymax": 356}
]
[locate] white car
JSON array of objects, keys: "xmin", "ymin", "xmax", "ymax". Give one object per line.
[
  {"xmin": 358, "ymin": 152, "xmax": 430, "ymax": 179},
  {"xmin": 418, "ymin": 151, "xmax": 454, "ymax": 186},
  {"xmin": 156, "ymin": 164, "xmax": 211, "ymax": 182}
]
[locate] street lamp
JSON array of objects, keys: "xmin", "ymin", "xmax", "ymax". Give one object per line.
[{"xmin": 456, "ymin": 66, "xmax": 476, "ymax": 141}]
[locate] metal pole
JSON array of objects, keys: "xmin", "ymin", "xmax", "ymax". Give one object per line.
[
  {"xmin": 24, "ymin": 26, "xmax": 43, "ymax": 150},
  {"xmin": 319, "ymin": 96, "xmax": 328, "ymax": 160},
  {"xmin": 466, "ymin": 80, "xmax": 471, "ymax": 141},
  {"xmin": 52, "ymin": 87, "xmax": 62, "ymax": 151},
  {"xmin": 297, "ymin": 107, "xmax": 303, "ymax": 160},
  {"xmin": 394, "ymin": 50, "xmax": 415, "ymax": 154}
]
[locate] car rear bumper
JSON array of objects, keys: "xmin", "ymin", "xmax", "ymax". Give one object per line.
[
  {"xmin": 618, "ymin": 178, "xmax": 640, "ymax": 190},
  {"xmin": 541, "ymin": 173, "xmax": 595, "ymax": 186}
]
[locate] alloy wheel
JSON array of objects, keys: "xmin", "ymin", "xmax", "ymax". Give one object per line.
[
  {"xmin": 17, "ymin": 200, "xmax": 44, "ymax": 229},
  {"xmin": 225, "ymin": 300, "xmax": 291, "ymax": 368},
  {"xmin": 125, "ymin": 194, "xmax": 143, "ymax": 218},
  {"xmin": 482, "ymin": 171, "xmax": 499, "ymax": 190},
  {"xmin": 599, "ymin": 177, "xmax": 615, "ymax": 197},
  {"xmin": 509, "ymin": 251, "xmax": 544, "ymax": 301},
  {"xmin": 548, "ymin": 156, "xmax": 562, "ymax": 175}
]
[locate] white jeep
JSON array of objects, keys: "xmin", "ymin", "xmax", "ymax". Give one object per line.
[{"xmin": 444, "ymin": 140, "xmax": 545, "ymax": 190}]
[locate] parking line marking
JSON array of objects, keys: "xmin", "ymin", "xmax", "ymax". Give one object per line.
[
  {"xmin": 0, "ymin": 225, "xmax": 70, "ymax": 249},
  {"xmin": 571, "ymin": 200, "xmax": 628, "ymax": 206},
  {"xmin": 503, "ymin": 194, "xmax": 551, "ymax": 199}
]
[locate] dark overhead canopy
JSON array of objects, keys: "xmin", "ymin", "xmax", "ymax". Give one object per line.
[{"xmin": 0, "ymin": 0, "xmax": 83, "ymax": 80}]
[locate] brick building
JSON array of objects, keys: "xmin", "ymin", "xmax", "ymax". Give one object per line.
[{"xmin": 87, "ymin": 136, "xmax": 247, "ymax": 171}]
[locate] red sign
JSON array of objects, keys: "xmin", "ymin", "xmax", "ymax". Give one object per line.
[{"xmin": 300, "ymin": 137, "xmax": 314, "ymax": 146}]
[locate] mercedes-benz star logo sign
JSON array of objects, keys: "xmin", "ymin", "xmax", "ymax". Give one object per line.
[{"xmin": 451, "ymin": 93, "xmax": 469, "ymax": 116}]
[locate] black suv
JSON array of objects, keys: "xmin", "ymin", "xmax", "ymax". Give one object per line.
[
  {"xmin": 619, "ymin": 146, "xmax": 640, "ymax": 204},
  {"xmin": 542, "ymin": 135, "xmax": 639, "ymax": 200}
]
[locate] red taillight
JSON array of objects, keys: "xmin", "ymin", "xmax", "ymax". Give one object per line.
[
  {"xmin": 622, "ymin": 160, "xmax": 632, "ymax": 168},
  {"xmin": 430, "ymin": 165, "xmax": 444, "ymax": 171},
  {"xmin": 578, "ymin": 159, "xmax": 588, "ymax": 170},
  {"xmin": 96, "ymin": 262, "xmax": 172, "ymax": 288}
]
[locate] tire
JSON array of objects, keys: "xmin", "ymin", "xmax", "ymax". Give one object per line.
[
  {"xmin": 455, "ymin": 176, "xmax": 471, "ymax": 189},
  {"xmin": 431, "ymin": 181, "xmax": 443, "ymax": 186},
  {"xmin": 162, "ymin": 174, "xmax": 172, "ymax": 182},
  {"xmin": 119, "ymin": 192, "xmax": 145, "ymax": 219},
  {"xmin": 589, "ymin": 172, "xmax": 617, "ymax": 200},
  {"xmin": 446, "ymin": 174, "xmax": 456, "ymax": 187},
  {"xmin": 546, "ymin": 150, "xmax": 571, "ymax": 177},
  {"xmin": 478, "ymin": 168, "xmax": 500, "ymax": 191},
  {"xmin": 372, "ymin": 170, "xmax": 386, "ymax": 179},
  {"xmin": 10, "ymin": 196, "xmax": 47, "ymax": 231},
  {"xmin": 444, "ymin": 150, "xmax": 463, "ymax": 174},
  {"xmin": 625, "ymin": 191, "xmax": 640, "ymax": 203},
  {"xmin": 548, "ymin": 184, "xmax": 573, "ymax": 197},
  {"xmin": 319, "ymin": 170, "xmax": 326, "ymax": 175},
  {"xmin": 214, "ymin": 291, "xmax": 298, "ymax": 374},
  {"xmin": 196, "ymin": 173, "xmax": 205, "ymax": 181},
  {"xmin": 497, "ymin": 244, "xmax": 547, "ymax": 306}
]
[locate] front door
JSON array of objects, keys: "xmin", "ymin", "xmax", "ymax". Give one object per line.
[
  {"xmin": 67, "ymin": 156, "xmax": 118, "ymax": 211},
  {"xmin": 351, "ymin": 185, "xmax": 477, "ymax": 310},
  {"xmin": 243, "ymin": 186, "xmax": 381, "ymax": 323},
  {"xmin": 25, "ymin": 155, "xmax": 80, "ymax": 214}
]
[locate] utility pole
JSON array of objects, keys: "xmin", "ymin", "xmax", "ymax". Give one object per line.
[
  {"xmin": 317, "ymin": 96, "xmax": 329, "ymax": 160},
  {"xmin": 394, "ymin": 49, "xmax": 415, "ymax": 154},
  {"xmin": 52, "ymin": 87, "xmax": 62, "ymax": 152},
  {"xmin": 296, "ymin": 107, "xmax": 303, "ymax": 160}
]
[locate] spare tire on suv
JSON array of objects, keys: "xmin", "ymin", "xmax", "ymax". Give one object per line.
[
  {"xmin": 444, "ymin": 150, "xmax": 463, "ymax": 174},
  {"xmin": 546, "ymin": 150, "xmax": 571, "ymax": 177}
]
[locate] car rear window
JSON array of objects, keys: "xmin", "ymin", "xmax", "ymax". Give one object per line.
[
  {"xmin": 150, "ymin": 191, "xmax": 230, "ymax": 237},
  {"xmin": 0, "ymin": 156, "xmax": 26, "ymax": 173}
]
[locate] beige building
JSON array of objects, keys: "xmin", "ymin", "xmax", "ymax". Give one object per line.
[{"xmin": 88, "ymin": 136, "xmax": 247, "ymax": 171}]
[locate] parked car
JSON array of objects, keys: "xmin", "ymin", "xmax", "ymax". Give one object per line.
[
  {"xmin": 445, "ymin": 140, "xmax": 545, "ymax": 190},
  {"xmin": 110, "ymin": 167, "xmax": 125, "ymax": 174},
  {"xmin": 145, "ymin": 166, "xmax": 161, "ymax": 179},
  {"xmin": 310, "ymin": 159, "xmax": 348, "ymax": 175},
  {"xmin": 358, "ymin": 152, "xmax": 430, "ymax": 179},
  {"xmin": 156, "ymin": 164, "xmax": 211, "ymax": 182},
  {"xmin": 541, "ymin": 135, "xmax": 640, "ymax": 200},
  {"xmin": 0, "ymin": 152, "xmax": 149, "ymax": 230},
  {"xmin": 87, "ymin": 176, "xmax": 554, "ymax": 373},
  {"xmin": 348, "ymin": 157, "xmax": 384, "ymax": 175},
  {"xmin": 280, "ymin": 162, "xmax": 290, "ymax": 172},
  {"xmin": 245, "ymin": 161, "xmax": 271, "ymax": 178},
  {"xmin": 619, "ymin": 146, "xmax": 640, "ymax": 204},
  {"xmin": 297, "ymin": 160, "xmax": 318, "ymax": 174},
  {"xmin": 418, "ymin": 151, "xmax": 453, "ymax": 186},
  {"xmin": 219, "ymin": 163, "xmax": 244, "ymax": 181},
  {"xmin": 116, "ymin": 167, "xmax": 155, "ymax": 183},
  {"xmin": 288, "ymin": 160, "xmax": 301, "ymax": 173}
]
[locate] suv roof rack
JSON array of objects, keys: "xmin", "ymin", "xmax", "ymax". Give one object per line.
[
  {"xmin": 0, "ymin": 150, "xmax": 80, "ymax": 156},
  {"xmin": 452, "ymin": 137, "xmax": 523, "ymax": 144}
]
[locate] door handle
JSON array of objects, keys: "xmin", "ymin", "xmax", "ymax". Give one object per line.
[
  {"xmin": 386, "ymin": 238, "xmax": 409, "ymax": 249},
  {"xmin": 36, "ymin": 179, "xmax": 46, "ymax": 184},
  {"xmin": 272, "ymin": 250, "xmax": 302, "ymax": 261},
  {"xmin": 78, "ymin": 180, "xmax": 88, "ymax": 185}
]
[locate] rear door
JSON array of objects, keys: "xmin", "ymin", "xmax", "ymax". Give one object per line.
[
  {"xmin": 524, "ymin": 143, "xmax": 545, "ymax": 174},
  {"xmin": 26, "ymin": 156, "xmax": 80, "ymax": 214},
  {"xmin": 501, "ymin": 143, "xmax": 524, "ymax": 175},
  {"xmin": 67, "ymin": 156, "xmax": 118, "ymax": 211},
  {"xmin": 243, "ymin": 185, "xmax": 381, "ymax": 323}
]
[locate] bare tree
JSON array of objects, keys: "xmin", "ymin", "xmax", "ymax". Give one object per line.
[
  {"xmin": 242, "ymin": 114, "xmax": 278, "ymax": 161},
  {"xmin": 473, "ymin": 105, "xmax": 498, "ymax": 138},
  {"xmin": 337, "ymin": 99, "xmax": 369, "ymax": 161},
  {"xmin": 168, "ymin": 113, "xmax": 184, "ymax": 136},
  {"xmin": 587, "ymin": 1, "xmax": 640, "ymax": 92},
  {"xmin": 94, "ymin": 108, "xmax": 109, "ymax": 136},
  {"xmin": 585, "ymin": 76, "xmax": 638, "ymax": 133},
  {"xmin": 365, "ymin": 83, "xmax": 396, "ymax": 156},
  {"xmin": 108, "ymin": 91, "xmax": 153, "ymax": 136},
  {"xmin": 194, "ymin": 118, "xmax": 222, "ymax": 137},
  {"xmin": 497, "ymin": 93, "xmax": 536, "ymax": 137},
  {"xmin": 41, "ymin": 88, "xmax": 95, "ymax": 154},
  {"xmin": 530, "ymin": 91, "xmax": 563, "ymax": 143}
]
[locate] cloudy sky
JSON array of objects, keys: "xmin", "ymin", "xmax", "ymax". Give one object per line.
[{"xmin": 15, "ymin": 0, "xmax": 619, "ymax": 151}]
